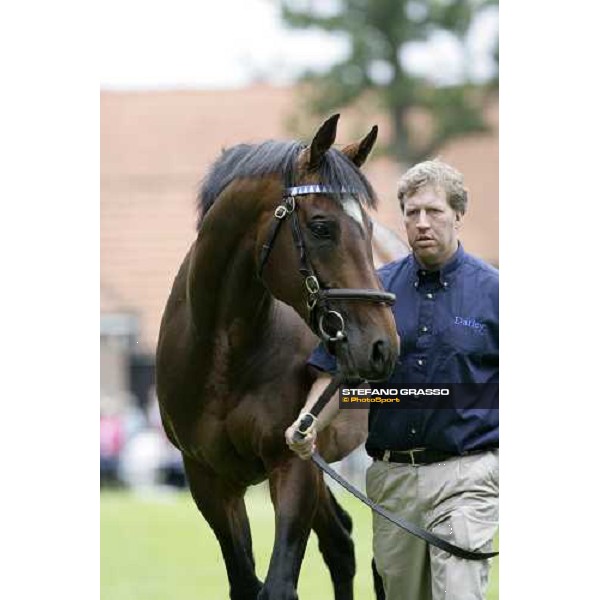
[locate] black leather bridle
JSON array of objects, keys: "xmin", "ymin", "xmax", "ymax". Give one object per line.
[{"xmin": 257, "ymin": 184, "xmax": 396, "ymax": 347}]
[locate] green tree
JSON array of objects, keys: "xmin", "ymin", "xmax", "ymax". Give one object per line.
[{"xmin": 280, "ymin": 0, "xmax": 498, "ymax": 164}]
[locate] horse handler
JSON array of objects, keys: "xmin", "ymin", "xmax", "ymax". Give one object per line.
[{"xmin": 286, "ymin": 160, "xmax": 499, "ymax": 600}]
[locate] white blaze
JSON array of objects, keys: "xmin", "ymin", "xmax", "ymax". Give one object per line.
[{"xmin": 342, "ymin": 198, "xmax": 365, "ymax": 232}]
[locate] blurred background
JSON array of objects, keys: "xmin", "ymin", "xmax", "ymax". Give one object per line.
[{"xmin": 100, "ymin": 1, "xmax": 498, "ymax": 598}]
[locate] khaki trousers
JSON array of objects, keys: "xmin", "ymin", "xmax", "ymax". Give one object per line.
[{"xmin": 366, "ymin": 450, "xmax": 499, "ymax": 600}]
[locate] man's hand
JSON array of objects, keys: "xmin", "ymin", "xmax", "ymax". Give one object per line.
[{"xmin": 285, "ymin": 414, "xmax": 317, "ymax": 460}]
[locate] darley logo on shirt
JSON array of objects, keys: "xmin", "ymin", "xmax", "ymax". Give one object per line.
[{"xmin": 454, "ymin": 316, "xmax": 486, "ymax": 335}]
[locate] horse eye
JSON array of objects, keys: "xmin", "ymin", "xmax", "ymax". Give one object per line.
[{"xmin": 309, "ymin": 221, "xmax": 333, "ymax": 239}]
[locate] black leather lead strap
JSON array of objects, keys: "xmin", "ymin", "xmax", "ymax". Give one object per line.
[
  {"xmin": 311, "ymin": 451, "xmax": 498, "ymax": 561},
  {"xmin": 312, "ymin": 372, "xmax": 345, "ymax": 414},
  {"xmin": 293, "ymin": 372, "xmax": 499, "ymax": 562},
  {"xmin": 292, "ymin": 373, "xmax": 344, "ymax": 440}
]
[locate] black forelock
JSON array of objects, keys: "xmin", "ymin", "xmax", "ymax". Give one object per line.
[{"xmin": 196, "ymin": 139, "xmax": 378, "ymax": 231}]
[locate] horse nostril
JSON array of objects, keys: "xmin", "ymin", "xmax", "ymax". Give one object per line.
[{"xmin": 370, "ymin": 339, "xmax": 389, "ymax": 370}]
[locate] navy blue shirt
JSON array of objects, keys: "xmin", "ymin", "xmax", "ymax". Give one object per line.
[{"xmin": 308, "ymin": 243, "xmax": 499, "ymax": 455}]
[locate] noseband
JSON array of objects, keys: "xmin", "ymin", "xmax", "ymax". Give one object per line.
[{"xmin": 257, "ymin": 184, "xmax": 395, "ymax": 348}]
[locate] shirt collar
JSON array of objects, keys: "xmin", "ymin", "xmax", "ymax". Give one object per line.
[{"xmin": 410, "ymin": 243, "xmax": 465, "ymax": 287}]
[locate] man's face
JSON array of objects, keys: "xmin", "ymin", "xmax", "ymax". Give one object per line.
[{"xmin": 402, "ymin": 185, "xmax": 462, "ymax": 269}]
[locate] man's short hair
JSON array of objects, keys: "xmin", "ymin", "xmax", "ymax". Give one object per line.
[{"xmin": 397, "ymin": 159, "xmax": 468, "ymax": 215}]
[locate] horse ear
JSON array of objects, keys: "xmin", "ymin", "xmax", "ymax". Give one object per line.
[
  {"xmin": 308, "ymin": 114, "xmax": 340, "ymax": 170},
  {"xmin": 342, "ymin": 125, "xmax": 378, "ymax": 167}
]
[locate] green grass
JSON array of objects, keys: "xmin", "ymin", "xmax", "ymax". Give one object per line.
[{"xmin": 101, "ymin": 486, "xmax": 498, "ymax": 599}]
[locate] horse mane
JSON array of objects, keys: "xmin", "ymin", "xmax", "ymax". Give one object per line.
[{"xmin": 197, "ymin": 140, "xmax": 378, "ymax": 231}]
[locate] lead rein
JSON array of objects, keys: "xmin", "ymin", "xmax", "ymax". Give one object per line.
[{"xmin": 292, "ymin": 371, "xmax": 345, "ymax": 442}]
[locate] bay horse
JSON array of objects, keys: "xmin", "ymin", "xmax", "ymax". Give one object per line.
[{"xmin": 156, "ymin": 114, "xmax": 399, "ymax": 600}]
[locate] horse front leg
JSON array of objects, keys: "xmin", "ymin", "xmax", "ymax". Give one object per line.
[
  {"xmin": 312, "ymin": 482, "xmax": 356, "ymax": 600},
  {"xmin": 183, "ymin": 456, "xmax": 263, "ymax": 600},
  {"xmin": 259, "ymin": 457, "xmax": 320, "ymax": 600}
]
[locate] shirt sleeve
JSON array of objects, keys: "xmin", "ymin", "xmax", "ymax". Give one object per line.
[{"xmin": 307, "ymin": 343, "xmax": 338, "ymax": 373}]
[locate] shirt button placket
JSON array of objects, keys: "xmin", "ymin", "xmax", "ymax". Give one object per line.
[{"xmin": 415, "ymin": 282, "xmax": 433, "ymax": 383}]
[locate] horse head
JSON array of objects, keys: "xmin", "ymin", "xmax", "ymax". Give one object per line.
[{"xmin": 256, "ymin": 115, "xmax": 399, "ymax": 381}]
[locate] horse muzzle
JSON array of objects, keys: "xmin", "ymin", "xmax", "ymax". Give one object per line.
[{"xmin": 332, "ymin": 329, "xmax": 398, "ymax": 382}]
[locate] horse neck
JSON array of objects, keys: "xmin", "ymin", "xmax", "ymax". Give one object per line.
[
  {"xmin": 371, "ymin": 220, "xmax": 410, "ymax": 267},
  {"xmin": 188, "ymin": 182, "xmax": 275, "ymax": 358}
]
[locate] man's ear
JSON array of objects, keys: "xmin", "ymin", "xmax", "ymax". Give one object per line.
[{"xmin": 454, "ymin": 211, "xmax": 464, "ymax": 229}]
